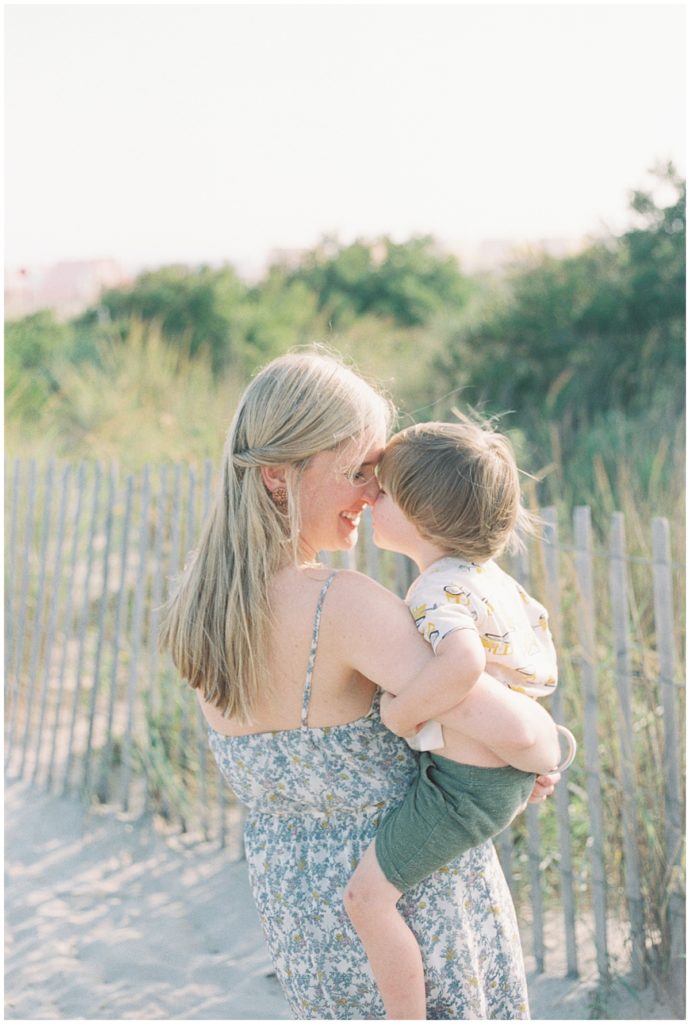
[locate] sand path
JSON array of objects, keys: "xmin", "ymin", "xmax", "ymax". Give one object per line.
[
  {"xmin": 5, "ymin": 781, "xmax": 289, "ymax": 1020},
  {"xmin": 5, "ymin": 780, "xmax": 677, "ymax": 1020}
]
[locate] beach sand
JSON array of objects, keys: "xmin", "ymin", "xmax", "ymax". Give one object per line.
[{"xmin": 5, "ymin": 780, "xmax": 679, "ymax": 1021}]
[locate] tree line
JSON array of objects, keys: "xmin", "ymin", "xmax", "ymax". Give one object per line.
[{"xmin": 6, "ymin": 164, "xmax": 684, "ymax": 523}]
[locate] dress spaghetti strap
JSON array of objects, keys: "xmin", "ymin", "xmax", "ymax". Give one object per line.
[{"xmin": 301, "ymin": 572, "xmax": 337, "ymax": 727}]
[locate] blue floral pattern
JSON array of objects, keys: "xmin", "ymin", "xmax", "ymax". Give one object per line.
[{"xmin": 208, "ymin": 575, "xmax": 529, "ymax": 1020}]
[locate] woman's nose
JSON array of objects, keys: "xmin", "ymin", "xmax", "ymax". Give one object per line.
[{"xmin": 362, "ymin": 475, "xmax": 381, "ymax": 505}]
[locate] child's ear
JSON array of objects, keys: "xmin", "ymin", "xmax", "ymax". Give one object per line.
[{"xmin": 260, "ymin": 465, "xmax": 288, "ymax": 494}]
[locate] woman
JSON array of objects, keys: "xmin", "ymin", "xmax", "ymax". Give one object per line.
[{"xmin": 160, "ymin": 349, "xmax": 558, "ymax": 1020}]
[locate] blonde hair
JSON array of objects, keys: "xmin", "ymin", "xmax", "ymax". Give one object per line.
[
  {"xmin": 377, "ymin": 413, "xmax": 533, "ymax": 563},
  {"xmin": 159, "ymin": 348, "xmax": 393, "ymax": 721}
]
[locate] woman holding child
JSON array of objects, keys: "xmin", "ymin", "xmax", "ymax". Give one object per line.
[{"xmin": 160, "ymin": 349, "xmax": 563, "ymax": 1020}]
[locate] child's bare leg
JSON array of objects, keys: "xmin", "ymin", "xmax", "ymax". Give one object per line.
[
  {"xmin": 344, "ymin": 842, "xmax": 426, "ymax": 1020},
  {"xmin": 441, "ymin": 673, "xmax": 560, "ymax": 773}
]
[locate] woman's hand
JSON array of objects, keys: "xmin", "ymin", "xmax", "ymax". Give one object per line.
[
  {"xmin": 528, "ymin": 771, "xmax": 561, "ymax": 803},
  {"xmin": 511, "ymin": 772, "xmax": 561, "ymax": 823}
]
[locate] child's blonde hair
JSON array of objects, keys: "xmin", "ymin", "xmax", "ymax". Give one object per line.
[
  {"xmin": 377, "ymin": 413, "xmax": 532, "ymax": 563},
  {"xmin": 160, "ymin": 348, "xmax": 393, "ymax": 721}
]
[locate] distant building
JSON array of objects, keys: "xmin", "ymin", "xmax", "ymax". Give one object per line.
[
  {"xmin": 266, "ymin": 236, "xmax": 585, "ymax": 278},
  {"xmin": 265, "ymin": 247, "xmax": 308, "ymax": 272},
  {"xmin": 455, "ymin": 237, "xmax": 584, "ymax": 274},
  {"xmin": 4, "ymin": 258, "xmax": 131, "ymax": 320}
]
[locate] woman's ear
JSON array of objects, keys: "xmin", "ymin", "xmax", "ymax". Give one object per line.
[{"xmin": 260, "ymin": 464, "xmax": 288, "ymax": 494}]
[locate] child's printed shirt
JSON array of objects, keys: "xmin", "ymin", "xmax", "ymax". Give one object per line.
[
  {"xmin": 404, "ymin": 556, "xmax": 558, "ymax": 752},
  {"xmin": 407, "ymin": 556, "xmax": 558, "ymax": 695}
]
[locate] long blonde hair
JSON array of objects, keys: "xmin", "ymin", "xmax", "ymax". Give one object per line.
[{"xmin": 159, "ymin": 348, "xmax": 393, "ymax": 721}]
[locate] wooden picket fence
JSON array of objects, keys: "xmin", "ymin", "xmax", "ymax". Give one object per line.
[{"xmin": 4, "ymin": 458, "xmax": 685, "ymax": 998}]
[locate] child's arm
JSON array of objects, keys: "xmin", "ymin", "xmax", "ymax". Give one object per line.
[{"xmin": 380, "ymin": 627, "xmax": 486, "ymax": 739}]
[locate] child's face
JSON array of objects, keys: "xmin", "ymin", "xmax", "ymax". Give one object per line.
[{"xmin": 371, "ymin": 489, "xmax": 422, "ymax": 557}]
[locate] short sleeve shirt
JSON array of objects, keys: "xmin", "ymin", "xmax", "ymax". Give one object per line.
[{"xmin": 406, "ymin": 556, "xmax": 558, "ymax": 697}]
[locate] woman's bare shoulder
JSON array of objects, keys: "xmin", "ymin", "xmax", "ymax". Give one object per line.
[
  {"xmin": 324, "ymin": 570, "xmax": 430, "ymax": 691},
  {"xmin": 328, "ymin": 568, "xmax": 406, "ymax": 606},
  {"xmin": 326, "ymin": 569, "xmax": 419, "ymax": 640}
]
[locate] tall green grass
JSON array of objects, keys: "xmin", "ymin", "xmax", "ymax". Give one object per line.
[{"xmin": 5, "ymin": 319, "xmax": 238, "ymax": 469}]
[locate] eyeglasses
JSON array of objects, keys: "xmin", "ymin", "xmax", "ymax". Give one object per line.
[{"xmin": 344, "ymin": 464, "xmax": 379, "ymax": 486}]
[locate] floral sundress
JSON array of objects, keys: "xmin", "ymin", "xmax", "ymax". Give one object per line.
[{"xmin": 208, "ymin": 572, "xmax": 530, "ymax": 1020}]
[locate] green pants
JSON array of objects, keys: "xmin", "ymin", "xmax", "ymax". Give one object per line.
[{"xmin": 375, "ymin": 753, "xmax": 536, "ymax": 892}]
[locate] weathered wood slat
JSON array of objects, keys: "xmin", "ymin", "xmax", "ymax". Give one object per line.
[
  {"xmin": 5, "ymin": 459, "xmax": 23, "ymax": 754},
  {"xmin": 98, "ymin": 473, "xmax": 134, "ymax": 803},
  {"xmin": 540, "ymin": 507, "xmax": 578, "ymax": 978},
  {"xmin": 162, "ymin": 463, "xmax": 183, "ymax": 791},
  {"xmin": 177, "ymin": 465, "xmax": 197, "ymax": 829},
  {"xmin": 609, "ymin": 513, "xmax": 645, "ymax": 986},
  {"xmin": 195, "ymin": 699, "xmax": 210, "ymax": 840},
  {"xmin": 5, "ymin": 458, "xmax": 21, "ymax": 694},
  {"xmin": 63, "ymin": 463, "xmax": 102, "ymax": 794},
  {"xmin": 169, "ymin": 463, "xmax": 183, "ymax": 582},
  {"xmin": 651, "ymin": 517, "xmax": 685, "ymax": 1001},
  {"xmin": 46, "ymin": 462, "xmax": 86, "ymax": 790},
  {"xmin": 82, "ymin": 466, "xmax": 117, "ymax": 795},
  {"xmin": 31, "ymin": 464, "xmax": 71, "ymax": 785},
  {"xmin": 218, "ymin": 765, "xmax": 228, "ymax": 852},
  {"xmin": 527, "ymin": 803, "xmax": 545, "ymax": 973},
  {"xmin": 573, "ymin": 506, "xmax": 609, "ymax": 980},
  {"xmin": 510, "ymin": 542, "xmax": 547, "ymax": 969},
  {"xmin": 20, "ymin": 458, "xmax": 55, "ymax": 778},
  {"xmin": 142, "ymin": 465, "xmax": 167, "ymax": 817},
  {"xmin": 7, "ymin": 459, "xmax": 37, "ymax": 768},
  {"xmin": 121, "ymin": 468, "xmax": 151, "ymax": 811},
  {"xmin": 147, "ymin": 464, "xmax": 168, "ymax": 723},
  {"xmin": 394, "ymin": 552, "xmax": 415, "ymax": 598},
  {"xmin": 198, "ymin": 460, "xmax": 214, "ymax": 835}
]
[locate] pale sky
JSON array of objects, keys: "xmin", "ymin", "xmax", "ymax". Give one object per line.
[{"xmin": 5, "ymin": 3, "xmax": 686, "ymax": 275}]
